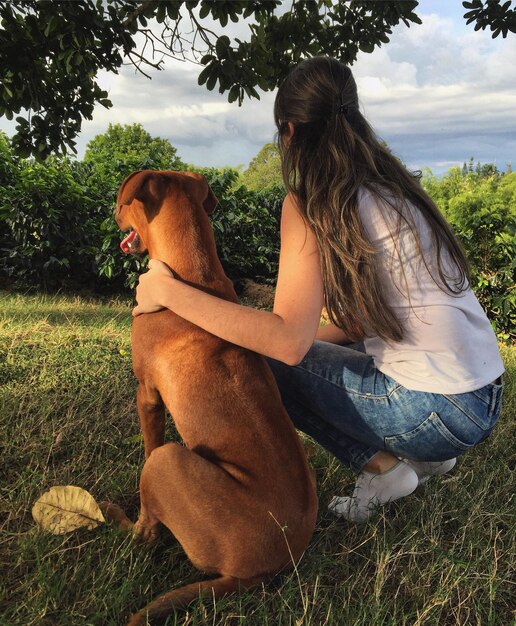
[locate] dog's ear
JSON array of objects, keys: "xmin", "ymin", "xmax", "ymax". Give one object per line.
[
  {"xmin": 118, "ymin": 170, "xmax": 166, "ymax": 221},
  {"xmin": 202, "ymin": 183, "xmax": 218, "ymax": 215},
  {"xmin": 118, "ymin": 170, "xmax": 153, "ymax": 206},
  {"xmin": 182, "ymin": 172, "xmax": 218, "ymax": 215}
]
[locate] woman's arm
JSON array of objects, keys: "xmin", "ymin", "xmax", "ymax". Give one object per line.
[
  {"xmin": 316, "ymin": 322, "xmax": 356, "ymax": 345},
  {"xmin": 133, "ymin": 194, "xmax": 325, "ymax": 365}
]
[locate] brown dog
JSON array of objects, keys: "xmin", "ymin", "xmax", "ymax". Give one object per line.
[{"xmin": 103, "ymin": 170, "xmax": 318, "ymax": 625}]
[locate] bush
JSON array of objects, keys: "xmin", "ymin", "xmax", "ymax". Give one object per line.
[
  {"xmin": 0, "ymin": 139, "xmax": 283, "ymax": 292},
  {"xmin": 1, "ymin": 130, "xmax": 513, "ymax": 342},
  {"xmin": 0, "ymin": 125, "xmax": 189, "ymax": 291},
  {"xmin": 203, "ymin": 169, "xmax": 283, "ymax": 283},
  {"xmin": 451, "ymin": 205, "xmax": 515, "ymax": 343},
  {"xmin": 0, "ymin": 153, "xmax": 99, "ymax": 288},
  {"xmin": 423, "ymin": 167, "xmax": 516, "ymax": 342}
]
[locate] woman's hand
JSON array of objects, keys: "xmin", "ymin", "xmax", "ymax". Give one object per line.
[{"xmin": 132, "ymin": 259, "xmax": 175, "ymax": 317}]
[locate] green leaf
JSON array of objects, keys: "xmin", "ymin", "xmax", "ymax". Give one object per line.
[
  {"xmin": 199, "ymin": 3, "xmax": 210, "ymax": 19},
  {"xmin": 156, "ymin": 2, "xmax": 166, "ymax": 23},
  {"xmin": 197, "ymin": 65, "xmax": 212, "ymax": 86},
  {"xmin": 206, "ymin": 72, "xmax": 218, "ymax": 91},
  {"xmin": 166, "ymin": 3, "xmax": 180, "ymax": 19},
  {"xmin": 228, "ymin": 85, "xmax": 240, "ymax": 103},
  {"xmin": 43, "ymin": 15, "xmax": 55, "ymax": 37},
  {"xmin": 215, "ymin": 35, "xmax": 230, "ymax": 58}
]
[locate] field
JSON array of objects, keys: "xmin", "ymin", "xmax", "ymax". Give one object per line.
[{"xmin": 0, "ymin": 291, "xmax": 514, "ymax": 626}]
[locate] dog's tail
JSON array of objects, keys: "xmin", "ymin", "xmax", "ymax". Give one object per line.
[{"xmin": 126, "ymin": 574, "xmax": 267, "ymax": 625}]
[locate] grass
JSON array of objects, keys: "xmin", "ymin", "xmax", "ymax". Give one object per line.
[{"xmin": 0, "ymin": 290, "xmax": 514, "ymax": 626}]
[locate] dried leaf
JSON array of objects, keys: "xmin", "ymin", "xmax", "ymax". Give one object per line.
[{"xmin": 32, "ymin": 485, "xmax": 105, "ymax": 535}]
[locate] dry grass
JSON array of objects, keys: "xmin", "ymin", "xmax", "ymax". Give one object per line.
[{"xmin": 0, "ymin": 290, "xmax": 514, "ymax": 626}]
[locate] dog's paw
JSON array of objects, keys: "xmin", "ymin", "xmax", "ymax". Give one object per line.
[
  {"xmin": 99, "ymin": 501, "xmax": 134, "ymax": 530},
  {"xmin": 133, "ymin": 519, "xmax": 160, "ymax": 545}
]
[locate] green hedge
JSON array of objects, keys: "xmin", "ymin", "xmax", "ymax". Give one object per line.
[
  {"xmin": 0, "ymin": 132, "xmax": 514, "ymax": 341},
  {"xmin": 0, "ymin": 136, "xmax": 282, "ymax": 292},
  {"xmin": 422, "ymin": 167, "xmax": 516, "ymax": 342}
]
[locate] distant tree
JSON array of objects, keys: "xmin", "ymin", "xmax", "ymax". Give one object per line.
[
  {"xmin": 241, "ymin": 143, "xmax": 283, "ymax": 192},
  {"xmin": 496, "ymin": 171, "xmax": 516, "ymax": 215},
  {"xmin": 507, "ymin": 162, "xmax": 513, "ymax": 174},
  {"xmin": 428, "ymin": 167, "xmax": 467, "ymax": 213},
  {"xmin": 463, "ymin": 158, "xmax": 500, "ymax": 180},
  {"xmin": 425, "ymin": 161, "xmax": 503, "ymax": 215},
  {"xmin": 2, "ymin": 0, "xmax": 514, "ymax": 159},
  {"xmin": 477, "ymin": 163, "xmax": 499, "ymax": 178},
  {"xmin": 84, "ymin": 122, "xmax": 185, "ymax": 199},
  {"xmin": 421, "ymin": 167, "xmax": 445, "ymax": 207}
]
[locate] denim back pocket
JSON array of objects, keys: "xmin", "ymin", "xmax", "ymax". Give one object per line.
[
  {"xmin": 448, "ymin": 380, "xmax": 504, "ymax": 431},
  {"xmin": 384, "ymin": 411, "xmax": 472, "ymax": 462}
]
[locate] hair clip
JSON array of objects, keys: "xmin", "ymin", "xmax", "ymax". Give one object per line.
[{"xmin": 336, "ymin": 93, "xmax": 351, "ymax": 116}]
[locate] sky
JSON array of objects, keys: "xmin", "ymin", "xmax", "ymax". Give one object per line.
[{"xmin": 2, "ymin": 0, "xmax": 515, "ymax": 175}]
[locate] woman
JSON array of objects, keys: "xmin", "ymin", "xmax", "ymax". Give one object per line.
[{"xmin": 132, "ymin": 56, "xmax": 504, "ymax": 522}]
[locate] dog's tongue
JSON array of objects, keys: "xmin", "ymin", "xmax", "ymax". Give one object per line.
[{"xmin": 120, "ymin": 230, "xmax": 138, "ymax": 254}]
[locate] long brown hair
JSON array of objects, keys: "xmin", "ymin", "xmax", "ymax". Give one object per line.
[{"xmin": 274, "ymin": 56, "xmax": 469, "ymax": 343}]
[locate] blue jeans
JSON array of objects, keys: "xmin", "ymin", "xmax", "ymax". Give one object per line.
[{"xmin": 267, "ymin": 341, "xmax": 503, "ymax": 473}]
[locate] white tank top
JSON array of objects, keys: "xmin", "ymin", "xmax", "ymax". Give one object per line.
[{"xmin": 358, "ymin": 188, "xmax": 504, "ymax": 394}]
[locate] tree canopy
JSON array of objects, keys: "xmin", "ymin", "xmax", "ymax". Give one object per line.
[
  {"xmin": 241, "ymin": 143, "xmax": 282, "ymax": 191},
  {"xmin": 1, "ymin": 0, "xmax": 515, "ymax": 160},
  {"xmin": 84, "ymin": 122, "xmax": 185, "ymax": 196}
]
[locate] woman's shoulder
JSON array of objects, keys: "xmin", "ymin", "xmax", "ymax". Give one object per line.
[
  {"xmin": 282, "ymin": 192, "xmax": 311, "ymax": 226},
  {"xmin": 283, "ymin": 191, "xmax": 302, "ymax": 211}
]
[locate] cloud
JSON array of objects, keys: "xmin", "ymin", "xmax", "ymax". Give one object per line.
[
  {"xmin": 78, "ymin": 59, "xmax": 277, "ymax": 166},
  {"xmin": 396, "ymin": 130, "xmax": 516, "ymax": 173},
  {"xmin": 351, "ymin": 12, "xmax": 515, "ymax": 172}
]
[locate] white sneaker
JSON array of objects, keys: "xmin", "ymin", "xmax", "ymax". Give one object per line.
[
  {"xmin": 328, "ymin": 461, "xmax": 419, "ymax": 523},
  {"xmin": 403, "ymin": 458, "xmax": 457, "ymax": 485}
]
